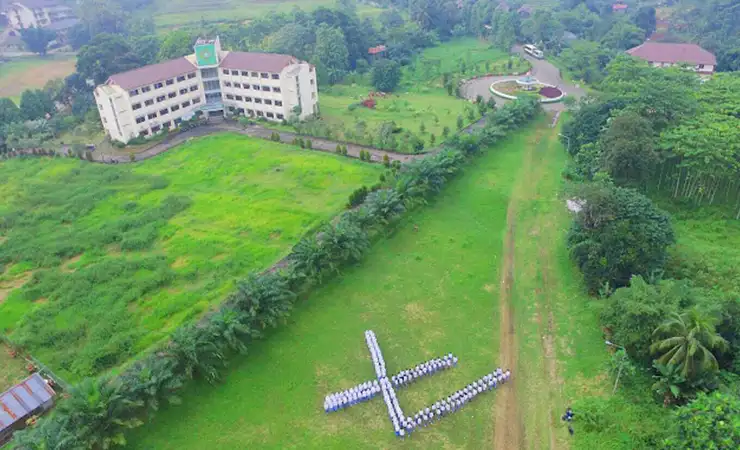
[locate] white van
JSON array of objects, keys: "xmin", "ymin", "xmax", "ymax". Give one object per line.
[{"xmin": 523, "ymin": 44, "xmax": 544, "ymax": 59}]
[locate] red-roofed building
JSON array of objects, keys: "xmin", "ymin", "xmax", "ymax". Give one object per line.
[
  {"xmin": 626, "ymin": 42, "xmax": 716, "ymax": 75},
  {"xmin": 95, "ymin": 36, "xmax": 319, "ymax": 144},
  {"xmin": 368, "ymin": 45, "xmax": 387, "ymax": 56},
  {"xmin": 612, "ymin": 3, "xmax": 628, "ymax": 12}
]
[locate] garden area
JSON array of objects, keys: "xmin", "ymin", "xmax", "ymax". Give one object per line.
[
  {"xmin": 0, "ymin": 134, "xmax": 380, "ymax": 381},
  {"xmin": 271, "ymin": 38, "xmax": 529, "ymax": 154}
]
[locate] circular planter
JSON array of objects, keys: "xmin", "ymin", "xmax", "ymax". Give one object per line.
[{"xmin": 489, "ymin": 78, "xmax": 565, "ymax": 103}]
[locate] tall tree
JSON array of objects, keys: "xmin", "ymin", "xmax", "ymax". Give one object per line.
[
  {"xmin": 632, "ymin": 6, "xmax": 656, "ymax": 37},
  {"xmin": 313, "ymin": 24, "xmax": 349, "ymax": 85},
  {"xmin": 599, "ymin": 111, "xmax": 657, "ymax": 184},
  {"xmin": 651, "ymin": 310, "xmax": 728, "ymax": 380},
  {"xmin": 76, "ymin": 33, "xmax": 145, "ymax": 84},
  {"xmin": 371, "ymin": 59, "xmax": 402, "ymax": 92},
  {"xmin": 263, "ymin": 23, "xmax": 314, "ymax": 61},
  {"xmin": 600, "ymin": 19, "xmax": 644, "ymax": 51},
  {"xmin": 664, "ymin": 392, "xmax": 740, "ymax": 449},
  {"xmin": 157, "ymin": 30, "xmax": 194, "ymax": 62},
  {"xmin": 521, "ymin": 9, "xmax": 564, "ymax": 51},
  {"xmin": 21, "ymin": 26, "xmax": 55, "ymax": 55},
  {"xmin": 0, "ymin": 98, "xmax": 21, "ymax": 125},
  {"xmin": 19, "ymin": 89, "xmax": 54, "ymax": 120}
]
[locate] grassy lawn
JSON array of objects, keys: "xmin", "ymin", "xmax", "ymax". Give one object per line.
[
  {"xmin": 150, "ymin": 0, "xmax": 384, "ymax": 27},
  {"xmin": 0, "ymin": 55, "xmax": 76, "ymax": 103},
  {"xmin": 0, "ymin": 134, "xmax": 380, "ymax": 381},
  {"xmin": 128, "ymin": 119, "xmax": 617, "ymax": 449},
  {"xmin": 280, "ymin": 38, "xmax": 528, "ymax": 153}
]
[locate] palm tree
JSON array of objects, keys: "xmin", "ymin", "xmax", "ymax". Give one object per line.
[
  {"xmin": 651, "ymin": 362, "xmax": 686, "ymax": 407},
  {"xmin": 650, "ymin": 309, "xmax": 728, "ymax": 380},
  {"xmin": 54, "ymin": 377, "xmax": 143, "ymax": 449},
  {"xmin": 167, "ymin": 325, "xmax": 225, "ymax": 383},
  {"xmin": 118, "ymin": 356, "xmax": 183, "ymax": 416},
  {"xmin": 207, "ymin": 307, "xmax": 256, "ymax": 354},
  {"xmin": 230, "ymin": 272, "xmax": 295, "ymax": 330}
]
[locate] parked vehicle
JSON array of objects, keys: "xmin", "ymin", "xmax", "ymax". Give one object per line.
[{"xmin": 523, "ymin": 44, "xmax": 544, "ymax": 59}]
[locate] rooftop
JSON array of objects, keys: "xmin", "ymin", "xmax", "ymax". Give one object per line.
[
  {"xmin": 0, "ymin": 373, "xmax": 56, "ymax": 435},
  {"xmin": 219, "ymin": 51, "xmax": 298, "ymax": 73},
  {"xmin": 612, "ymin": 3, "xmax": 628, "ymax": 11},
  {"xmin": 626, "ymin": 42, "xmax": 717, "ymax": 66},
  {"xmin": 3, "ymin": 0, "xmax": 68, "ymax": 9},
  {"xmin": 107, "ymin": 57, "xmax": 197, "ymax": 91},
  {"xmin": 368, "ymin": 45, "xmax": 387, "ymax": 55}
]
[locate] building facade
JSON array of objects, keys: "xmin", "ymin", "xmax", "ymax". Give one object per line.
[
  {"xmin": 1, "ymin": 0, "xmax": 75, "ymax": 30},
  {"xmin": 626, "ymin": 42, "xmax": 716, "ymax": 75},
  {"xmin": 95, "ymin": 37, "xmax": 319, "ymax": 144}
]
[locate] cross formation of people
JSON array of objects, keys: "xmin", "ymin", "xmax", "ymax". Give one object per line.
[{"xmin": 323, "ymin": 330, "xmax": 512, "ymax": 438}]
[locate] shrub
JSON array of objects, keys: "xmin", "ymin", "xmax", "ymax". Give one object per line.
[
  {"xmin": 336, "ymin": 144, "xmax": 343, "ymax": 154},
  {"xmin": 383, "ymin": 154, "xmax": 390, "ymax": 167},
  {"xmin": 347, "ymin": 186, "xmax": 369, "ymax": 208},
  {"xmin": 306, "ymin": 140, "xmax": 312, "ymax": 149}
]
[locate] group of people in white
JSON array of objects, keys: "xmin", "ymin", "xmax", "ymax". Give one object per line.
[{"xmin": 323, "ymin": 330, "xmax": 511, "ymax": 438}]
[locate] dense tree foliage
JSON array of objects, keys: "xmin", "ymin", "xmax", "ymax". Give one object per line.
[
  {"xmin": 76, "ymin": 33, "xmax": 146, "ymax": 84},
  {"xmin": 371, "ymin": 59, "xmax": 402, "ymax": 92},
  {"xmin": 568, "ymin": 184, "xmax": 675, "ymax": 292},
  {"xmin": 20, "ymin": 26, "xmax": 55, "ymax": 55},
  {"xmin": 663, "ymin": 392, "xmax": 740, "ymax": 449}
]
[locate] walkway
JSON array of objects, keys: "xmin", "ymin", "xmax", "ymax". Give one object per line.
[{"xmin": 460, "ymin": 47, "xmax": 586, "ymax": 112}]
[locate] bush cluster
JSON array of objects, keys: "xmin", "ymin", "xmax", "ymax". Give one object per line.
[{"xmin": 12, "ymin": 98, "xmax": 542, "ymax": 449}]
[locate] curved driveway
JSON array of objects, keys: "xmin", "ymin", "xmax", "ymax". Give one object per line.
[{"xmin": 461, "ymin": 47, "xmax": 586, "ymax": 111}]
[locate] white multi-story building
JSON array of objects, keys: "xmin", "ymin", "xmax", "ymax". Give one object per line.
[
  {"xmin": 1, "ymin": 0, "xmax": 76, "ymax": 30},
  {"xmin": 94, "ymin": 37, "xmax": 319, "ymax": 144}
]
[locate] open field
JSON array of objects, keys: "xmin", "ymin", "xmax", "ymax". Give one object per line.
[
  {"xmin": 128, "ymin": 119, "xmax": 618, "ymax": 449},
  {"xmin": 0, "ymin": 134, "xmax": 380, "ymax": 381},
  {"xmin": 279, "ymin": 39, "xmax": 528, "ymax": 153},
  {"xmin": 0, "ymin": 342, "xmax": 29, "ymax": 392},
  {"xmin": 0, "ymin": 55, "xmax": 76, "ymax": 103},
  {"xmin": 150, "ymin": 0, "xmax": 384, "ymax": 28}
]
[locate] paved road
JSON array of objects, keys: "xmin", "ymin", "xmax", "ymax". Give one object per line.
[{"xmin": 460, "ymin": 47, "xmax": 586, "ymax": 111}]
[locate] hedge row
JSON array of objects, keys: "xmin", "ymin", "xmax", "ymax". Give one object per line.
[{"xmin": 13, "ymin": 96, "xmax": 542, "ymax": 449}]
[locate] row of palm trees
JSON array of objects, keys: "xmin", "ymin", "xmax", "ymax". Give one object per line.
[{"xmin": 13, "ymin": 97, "xmax": 544, "ymax": 449}]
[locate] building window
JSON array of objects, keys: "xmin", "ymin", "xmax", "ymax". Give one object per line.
[
  {"xmin": 266, "ymin": 112, "xmax": 274, "ymax": 118},
  {"xmin": 226, "ymin": 94, "xmax": 234, "ymax": 100},
  {"xmin": 129, "ymin": 89, "xmax": 139, "ymax": 96},
  {"xmin": 251, "ymin": 71, "xmax": 258, "ymax": 77},
  {"xmin": 254, "ymin": 98, "xmax": 262, "ymax": 104},
  {"xmin": 235, "ymin": 95, "xmax": 243, "ymax": 101},
  {"xmin": 142, "ymin": 86, "xmax": 151, "ymax": 92},
  {"xmin": 245, "ymin": 96, "xmax": 252, "ymax": 102},
  {"xmin": 177, "ymin": 75, "xmax": 186, "ymax": 82},
  {"xmin": 156, "ymin": 95, "xmax": 166, "ymax": 102},
  {"xmin": 271, "ymin": 74, "xmax": 279, "ymax": 80},
  {"xmin": 260, "ymin": 72, "xmax": 268, "ymax": 79},
  {"xmin": 252, "ymin": 84, "xmax": 259, "ymax": 90},
  {"xmin": 171, "ymin": 105, "xmax": 180, "ymax": 112},
  {"xmin": 275, "ymin": 100, "xmax": 283, "ymax": 106},
  {"xmin": 136, "ymin": 116, "xmax": 145, "ymax": 124},
  {"xmin": 192, "ymin": 98, "xmax": 201, "ymax": 104},
  {"xmin": 160, "ymin": 108, "xmax": 169, "ymax": 115},
  {"xmin": 162, "ymin": 121, "xmax": 171, "ymax": 129},
  {"xmin": 234, "ymin": 83, "xmax": 241, "ymax": 88},
  {"xmin": 97, "ymin": 103, "xmax": 103, "ymax": 110},
  {"xmin": 187, "ymin": 72, "xmax": 196, "ymax": 79},
  {"xmin": 261, "ymin": 85, "xmax": 270, "ymax": 92},
  {"xmin": 190, "ymin": 85, "xmax": 198, "ymax": 92},
  {"xmin": 166, "ymin": 79, "xmax": 174, "ymax": 85},
  {"xmin": 140, "ymin": 131, "xmax": 148, "ymax": 137},
  {"xmin": 154, "ymin": 82, "xmax": 163, "ymax": 89},
  {"xmin": 311, "ymin": 92, "xmax": 316, "ymax": 99},
  {"xmin": 168, "ymin": 92, "xmax": 176, "ymax": 98},
  {"xmin": 264, "ymin": 99, "xmax": 272, "ymax": 105},
  {"xmin": 151, "ymin": 125, "xmax": 161, "ymax": 133},
  {"xmin": 147, "ymin": 113, "xmax": 157, "ymax": 119},
  {"xmin": 145, "ymin": 99, "xmax": 154, "ymax": 106},
  {"xmin": 310, "ymin": 79, "xmax": 315, "ymax": 85},
  {"xmin": 182, "ymin": 101, "xmax": 191, "ymax": 108},
  {"xmin": 698, "ymin": 64, "xmax": 705, "ymax": 69},
  {"xmin": 179, "ymin": 88, "xmax": 187, "ymax": 95},
  {"xmin": 237, "ymin": 108, "xmax": 245, "ymax": 114},
  {"xmin": 272, "ymin": 87, "xmax": 281, "ymax": 93},
  {"xmin": 224, "ymin": 81, "xmax": 232, "ymax": 87},
  {"xmin": 175, "ymin": 118, "xmax": 182, "ymax": 126},
  {"xmin": 243, "ymin": 84, "xmax": 250, "ymax": 90},
  {"xmin": 240, "ymin": 71, "xmax": 248, "ymax": 76},
  {"xmin": 256, "ymin": 111, "xmax": 264, "ymax": 117},
  {"xmin": 277, "ymin": 113, "xmax": 284, "ymax": 119},
  {"xmin": 247, "ymin": 109, "xmax": 255, "ymax": 116},
  {"xmin": 223, "ymin": 69, "xmax": 230, "ymax": 75},
  {"xmin": 132, "ymin": 103, "xmax": 142, "ymax": 110}
]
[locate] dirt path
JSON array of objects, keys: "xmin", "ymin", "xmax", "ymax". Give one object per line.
[{"xmin": 492, "ymin": 120, "xmax": 568, "ymax": 450}]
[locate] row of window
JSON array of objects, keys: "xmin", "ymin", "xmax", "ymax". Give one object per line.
[
  {"xmin": 141, "ymin": 118, "xmax": 183, "ymax": 136},
  {"xmin": 134, "ymin": 98, "xmax": 201, "ymax": 124},
  {"xmin": 222, "ymin": 69, "xmax": 279, "ymax": 80},
  {"xmin": 223, "ymin": 82, "xmax": 281, "ymax": 93},
  {"xmin": 229, "ymin": 106, "xmax": 284, "ymax": 120},
  {"xmin": 131, "ymin": 85, "xmax": 199, "ymax": 110},
  {"xmin": 223, "ymin": 94, "xmax": 282, "ymax": 106},
  {"xmin": 129, "ymin": 73, "xmax": 197, "ymax": 97}
]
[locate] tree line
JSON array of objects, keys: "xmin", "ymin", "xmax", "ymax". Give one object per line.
[
  {"xmin": 10, "ymin": 97, "xmax": 542, "ymax": 448},
  {"xmin": 560, "ymin": 54, "xmax": 740, "ymax": 447}
]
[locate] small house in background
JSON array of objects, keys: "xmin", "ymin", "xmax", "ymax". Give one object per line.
[
  {"xmin": 368, "ymin": 44, "xmax": 387, "ymax": 61},
  {"xmin": 612, "ymin": 3, "xmax": 629, "ymax": 13},
  {"xmin": 517, "ymin": 5, "xmax": 532, "ymax": 18},
  {"xmin": 0, "ymin": 373, "xmax": 56, "ymax": 446},
  {"xmin": 626, "ymin": 42, "xmax": 717, "ymax": 76}
]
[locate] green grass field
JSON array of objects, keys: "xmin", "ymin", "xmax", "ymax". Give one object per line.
[
  {"xmin": 150, "ymin": 0, "xmax": 384, "ymax": 27},
  {"xmin": 128, "ymin": 119, "xmax": 619, "ymax": 449},
  {"xmin": 0, "ymin": 55, "xmax": 76, "ymax": 103},
  {"xmin": 0, "ymin": 134, "xmax": 380, "ymax": 380},
  {"xmin": 0, "ymin": 342, "xmax": 29, "ymax": 392},
  {"xmin": 287, "ymin": 38, "xmax": 528, "ymax": 153}
]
